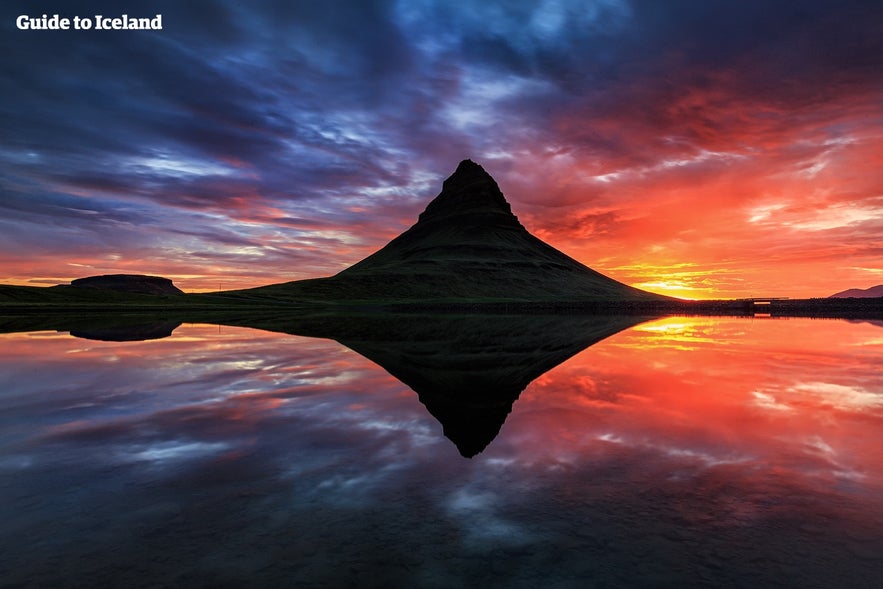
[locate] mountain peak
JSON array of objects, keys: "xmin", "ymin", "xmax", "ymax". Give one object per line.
[
  {"xmin": 417, "ymin": 159, "xmax": 516, "ymax": 225},
  {"xmin": 282, "ymin": 159, "xmax": 664, "ymax": 302}
]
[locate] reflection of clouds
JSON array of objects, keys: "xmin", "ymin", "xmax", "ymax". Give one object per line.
[
  {"xmin": 806, "ymin": 435, "xmax": 836, "ymax": 458},
  {"xmin": 2, "ymin": 319, "xmax": 883, "ymax": 587},
  {"xmin": 10, "ymin": 325, "xmax": 420, "ymax": 466},
  {"xmin": 751, "ymin": 390, "xmax": 792, "ymax": 411},
  {"xmin": 8, "ymin": 324, "xmax": 456, "ymax": 527},
  {"xmin": 660, "ymin": 447, "xmax": 749, "ymax": 468},
  {"xmin": 753, "ymin": 382, "xmax": 883, "ymax": 413},
  {"xmin": 313, "ymin": 462, "xmax": 410, "ymax": 507},
  {"xmin": 510, "ymin": 316, "xmax": 883, "ymax": 497},
  {"xmin": 359, "ymin": 418, "xmax": 438, "ymax": 451},
  {"xmin": 791, "ymin": 382, "xmax": 883, "ymax": 411},
  {"xmin": 801, "ymin": 436, "xmax": 868, "ymax": 482},
  {"xmin": 126, "ymin": 441, "xmax": 231, "ymax": 464},
  {"xmin": 596, "ymin": 432, "xmax": 751, "ymax": 469},
  {"xmin": 446, "ymin": 487, "xmax": 532, "ymax": 547}
]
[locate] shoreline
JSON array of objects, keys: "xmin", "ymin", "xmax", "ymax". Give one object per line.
[{"xmin": 1, "ymin": 296, "xmax": 881, "ymax": 321}]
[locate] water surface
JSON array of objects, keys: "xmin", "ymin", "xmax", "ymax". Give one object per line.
[{"xmin": 1, "ymin": 316, "xmax": 881, "ymax": 588}]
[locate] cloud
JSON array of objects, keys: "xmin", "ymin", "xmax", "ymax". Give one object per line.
[{"xmin": 1, "ymin": 0, "xmax": 881, "ymax": 294}]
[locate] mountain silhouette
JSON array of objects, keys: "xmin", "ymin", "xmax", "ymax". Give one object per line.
[
  {"xmin": 234, "ymin": 160, "xmax": 662, "ymax": 303},
  {"xmin": 830, "ymin": 285, "xmax": 883, "ymax": 298},
  {"xmin": 71, "ymin": 274, "xmax": 184, "ymax": 295}
]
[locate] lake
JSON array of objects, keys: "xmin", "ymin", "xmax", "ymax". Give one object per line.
[{"xmin": 1, "ymin": 315, "xmax": 881, "ymax": 588}]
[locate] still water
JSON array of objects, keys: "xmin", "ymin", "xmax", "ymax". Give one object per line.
[{"xmin": 1, "ymin": 315, "xmax": 881, "ymax": 588}]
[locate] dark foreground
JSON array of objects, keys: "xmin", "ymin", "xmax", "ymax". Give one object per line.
[{"xmin": 2, "ymin": 278, "xmax": 883, "ymax": 322}]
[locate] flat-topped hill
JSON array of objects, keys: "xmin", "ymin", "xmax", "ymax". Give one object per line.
[{"xmin": 70, "ymin": 274, "xmax": 184, "ymax": 295}]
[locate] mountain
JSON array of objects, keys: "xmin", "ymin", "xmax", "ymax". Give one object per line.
[
  {"xmin": 830, "ymin": 285, "xmax": 883, "ymax": 298},
  {"xmin": 234, "ymin": 160, "xmax": 663, "ymax": 304}
]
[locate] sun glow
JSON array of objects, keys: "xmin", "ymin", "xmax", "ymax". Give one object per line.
[{"xmin": 632, "ymin": 280, "xmax": 705, "ymax": 300}]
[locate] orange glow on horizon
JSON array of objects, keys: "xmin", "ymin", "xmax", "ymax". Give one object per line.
[{"xmin": 517, "ymin": 122, "xmax": 883, "ymax": 300}]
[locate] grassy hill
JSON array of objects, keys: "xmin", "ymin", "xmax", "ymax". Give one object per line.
[{"xmin": 0, "ymin": 283, "xmax": 186, "ymax": 307}]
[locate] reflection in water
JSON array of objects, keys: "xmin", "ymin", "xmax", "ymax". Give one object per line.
[
  {"xmin": 70, "ymin": 320, "xmax": 182, "ymax": 342},
  {"xmin": 0, "ymin": 316, "xmax": 881, "ymax": 587},
  {"xmin": 319, "ymin": 314, "xmax": 646, "ymax": 457},
  {"xmin": 53, "ymin": 312, "xmax": 648, "ymax": 456}
]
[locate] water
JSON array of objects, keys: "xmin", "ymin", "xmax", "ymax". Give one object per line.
[{"xmin": 0, "ymin": 315, "xmax": 881, "ymax": 588}]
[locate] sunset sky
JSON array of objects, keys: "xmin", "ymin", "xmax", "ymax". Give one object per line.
[{"xmin": 3, "ymin": 0, "xmax": 882, "ymax": 298}]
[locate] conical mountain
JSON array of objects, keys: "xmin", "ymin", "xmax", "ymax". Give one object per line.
[{"xmin": 235, "ymin": 159, "xmax": 662, "ymax": 303}]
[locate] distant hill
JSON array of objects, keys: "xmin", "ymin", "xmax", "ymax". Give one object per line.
[
  {"xmin": 829, "ymin": 285, "xmax": 883, "ymax": 298},
  {"xmin": 71, "ymin": 274, "xmax": 184, "ymax": 295},
  {"xmin": 234, "ymin": 160, "xmax": 663, "ymax": 304},
  {"xmin": 0, "ymin": 274, "xmax": 187, "ymax": 309}
]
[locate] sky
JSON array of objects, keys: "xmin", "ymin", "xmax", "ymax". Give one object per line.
[{"xmin": 2, "ymin": 0, "xmax": 882, "ymax": 299}]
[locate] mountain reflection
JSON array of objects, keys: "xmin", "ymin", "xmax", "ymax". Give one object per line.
[
  {"xmin": 70, "ymin": 321, "xmax": 182, "ymax": 342},
  {"xmin": 262, "ymin": 313, "xmax": 648, "ymax": 457},
  {"xmin": 3, "ymin": 312, "xmax": 648, "ymax": 456}
]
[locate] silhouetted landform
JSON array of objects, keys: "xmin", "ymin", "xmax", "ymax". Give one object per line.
[
  {"xmin": 0, "ymin": 282, "xmax": 190, "ymax": 309},
  {"xmin": 1, "ymin": 160, "xmax": 883, "ymax": 318},
  {"xmin": 830, "ymin": 285, "xmax": 883, "ymax": 298},
  {"xmin": 2, "ymin": 283, "xmax": 883, "ymax": 319},
  {"xmin": 71, "ymin": 274, "xmax": 184, "ymax": 295},
  {"xmin": 224, "ymin": 160, "xmax": 664, "ymax": 304},
  {"xmin": 729, "ymin": 297, "xmax": 883, "ymax": 318}
]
